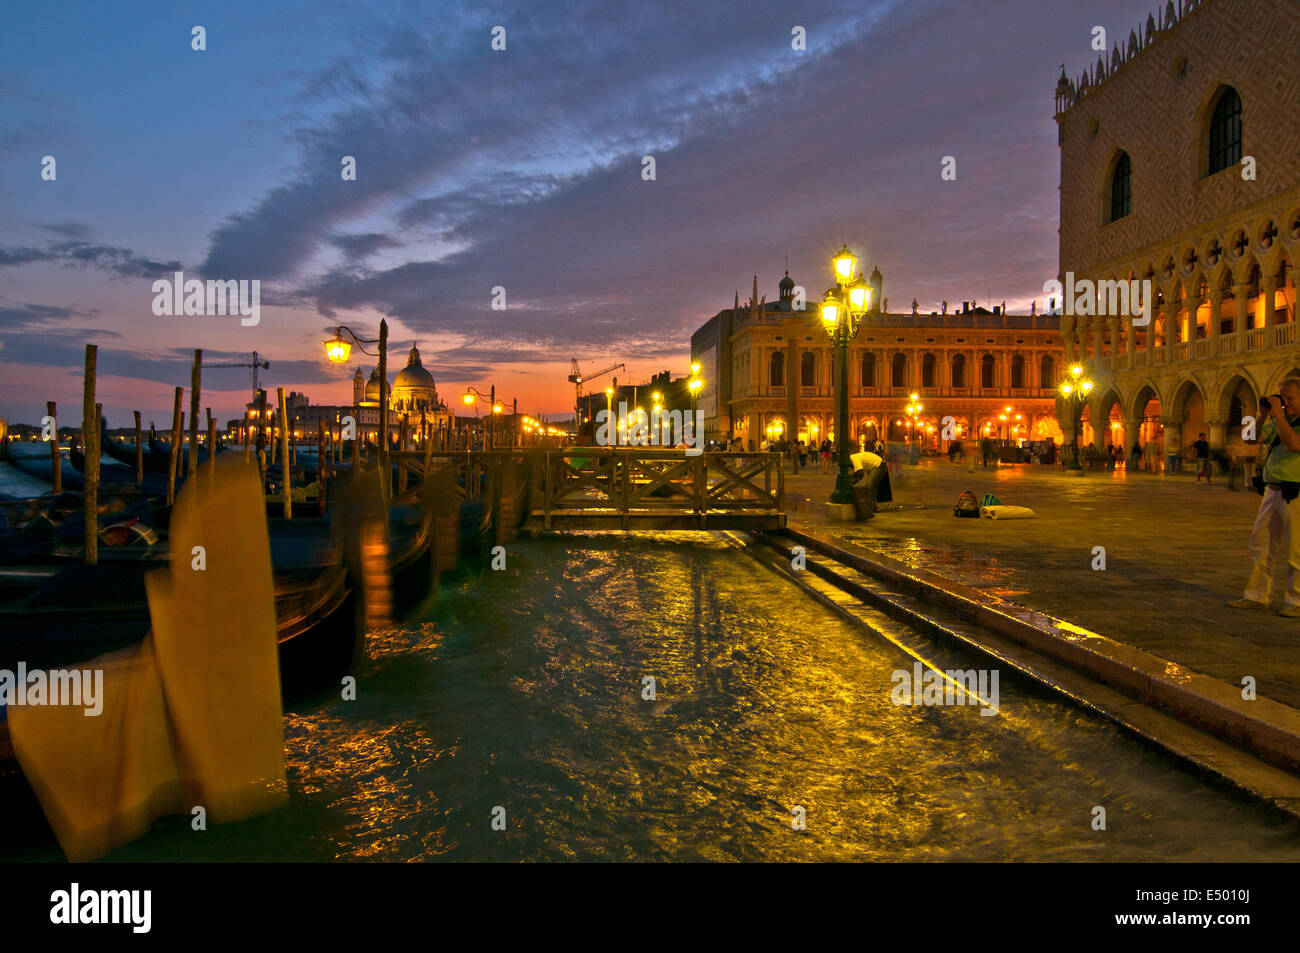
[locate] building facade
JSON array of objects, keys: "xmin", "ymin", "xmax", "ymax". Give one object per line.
[
  {"xmin": 693, "ymin": 272, "xmax": 1065, "ymax": 451},
  {"xmin": 1054, "ymin": 0, "xmax": 1300, "ymax": 461}
]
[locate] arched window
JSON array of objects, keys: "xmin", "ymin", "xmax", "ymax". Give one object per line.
[
  {"xmin": 1109, "ymin": 152, "xmax": 1131, "ymax": 222},
  {"xmin": 1208, "ymin": 87, "xmax": 1242, "ymax": 175},
  {"xmin": 801, "ymin": 352, "xmax": 816, "ymax": 387},
  {"xmin": 921, "ymin": 353, "xmax": 936, "ymax": 388},
  {"xmin": 951, "ymin": 353, "xmax": 965, "ymax": 388},
  {"xmin": 861, "ymin": 352, "xmax": 875, "ymax": 387},
  {"xmin": 891, "ymin": 353, "xmax": 908, "ymax": 388},
  {"xmin": 1039, "ymin": 355, "xmax": 1054, "ymax": 389},
  {"xmin": 769, "ymin": 351, "xmax": 785, "ymax": 388},
  {"xmin": 1010, "ymin": 354, "xmax": 1025, "ymax": 388},
  {"xmin": 981, "ymin": 354, "xmax": 996, "ymax": 389}
]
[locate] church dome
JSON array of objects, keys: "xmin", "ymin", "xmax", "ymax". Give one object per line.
[
  {"xmin": 779, "ymin": 270, "xmax": 795, "ymax": 292},
  {"xmin": 364, "ymin": 368, "xmax": 382, "ymax": 403},
  {"xmin": 393, "ymin": 344, "xmax": 436, "ymax": 391}
]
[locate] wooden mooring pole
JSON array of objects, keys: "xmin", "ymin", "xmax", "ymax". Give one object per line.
[
  {"xmin": 166, "ymin": 386, "xmax": 183, "ymax": 506},
  {"xmin": 278, "ymin": 387, "xmax": 292, "ymax": 519},
  {"xmin": 133, "ymin": 410, "xmax": 143, "ymax": 484},
  {"xmin": 188, "ymin": 349, "xmax": 201, "ymax": 480},
  {"xmin": 207, "ymin": 408, "xmax": 216, "ymax": 490},
  {"xmin": 81, "ymin": 347, "xmax": 98, "ymax": 564},
  {"xmin": 46, "ymin": 401, "xmax": 60, "ymax": 494}
]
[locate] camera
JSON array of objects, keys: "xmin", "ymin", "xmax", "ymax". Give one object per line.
[{"xmin": 1261, "ymin": 395, "xmax": 1282, "ymax": 411}]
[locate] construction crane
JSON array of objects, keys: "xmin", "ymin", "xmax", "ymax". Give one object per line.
[
  {"xmin": 208, "ymin": 350, "xmax": 270, "ymax": 405},
  {"xmin": 569, "ymin": 359, "xmax": 625, "ymax": 428}
]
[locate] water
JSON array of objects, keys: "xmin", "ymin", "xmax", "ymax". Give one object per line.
[{"xmin": 12, "ymin": 532, "xmax": 1300, "ymax": 861}]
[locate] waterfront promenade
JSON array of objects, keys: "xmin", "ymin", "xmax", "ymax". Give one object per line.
[{"xmin": 783, "ymin": 458, "xmax": 1300, "ymax": 709}]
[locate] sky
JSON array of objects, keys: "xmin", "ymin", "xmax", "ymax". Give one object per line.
[{"xmin": 0, "ymin": 0, "xmax": 1162, "ymax": 427}]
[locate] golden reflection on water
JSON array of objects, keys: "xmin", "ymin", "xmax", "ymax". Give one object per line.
[{"xmin": 61, "ymin": 531, "xmax": 1300, "ymax": 863}]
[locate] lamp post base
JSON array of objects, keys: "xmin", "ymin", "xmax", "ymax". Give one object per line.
[{"xmin": 825, "ymin": 501, "xmax": 857, "ymax": 521}]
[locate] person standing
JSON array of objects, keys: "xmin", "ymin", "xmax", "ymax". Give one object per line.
[
  {"xmin": 820, "ymin": 438, "xmax": 832, "ymax": 474},
  {"xmin": 1194, "ymin": 432, "xmax": 1211, "ymax": 483},
  {"xmin": 1130, "ymin": 441, "xmax": 1141, "ymax": 470},
  {"xmin": 980, "ymin": 435, "xmax": 993, "ymax": 469},
  {"xmin": 1231, "ymin": 381, "xmax": 1300, "ymax": 616}
]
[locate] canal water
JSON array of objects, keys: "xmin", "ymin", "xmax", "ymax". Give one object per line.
[{"xmin": 12, "ymin": 531, "xmax": 1300, "ymax": 861}]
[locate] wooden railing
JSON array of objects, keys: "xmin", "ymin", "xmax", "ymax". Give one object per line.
[{"xmin": 535, "ymin": 448, "xmax": 785, "ymax": 530}]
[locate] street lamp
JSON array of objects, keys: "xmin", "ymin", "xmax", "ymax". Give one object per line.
[
  {"xmin": 688, "ymin": 365, "xmax": 704, "ymax": 444},
  {"xmin": 322, "ymin": 321, "xmax": 390, "ymax": 481},
  {"xmin": 1058, "ymin": 364, "xmax": 1094, "ymax": 471},
  {"xmin": 821, "ymin": 245, "xmax": 873, "ymax": 505},
  {"xmin": 904, "ymin": 393, "xmax": 923, "ymax": 459}
]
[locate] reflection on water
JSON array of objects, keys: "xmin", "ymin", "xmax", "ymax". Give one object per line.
[{"xmin": 19, "ymin": 532, "xmax": 1300, "ymax": 861}]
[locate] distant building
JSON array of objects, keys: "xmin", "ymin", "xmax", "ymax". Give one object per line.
[
  {"xmin": 692, "ymin": 271, "xmax": 1065, "ymax": 450},
  {"xmin": 1054, "ymin": 0, "xmax": 1300, "ymax": 460},
  {"xmin": 229, "ymin": 344, "xmax": 452, "ymax": 448}
]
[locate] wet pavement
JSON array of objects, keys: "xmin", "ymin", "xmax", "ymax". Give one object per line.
[{"xmin": 783, "ymin": 457, "xmax": 1300, "ymax": 709}]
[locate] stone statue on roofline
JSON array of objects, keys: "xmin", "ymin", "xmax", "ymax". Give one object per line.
[{"xmin": 911, "ymin": 299, "xmax": 918, "ymax": 315}]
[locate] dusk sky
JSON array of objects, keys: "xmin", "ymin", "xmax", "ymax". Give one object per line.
[{"xmin": 0, "ymin": 0, "xmax": 1160, "ymax": 428}]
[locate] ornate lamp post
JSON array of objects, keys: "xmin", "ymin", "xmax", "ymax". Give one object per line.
[
  {"xmin": 820, "ymin": 245, "xmax": 873, "ymax": 505},
  {"xmin": 1058, "ymin": 364, "xmax": 1094, "ymax": 471},
  {"xmin": 903, "ymin": 393, "xmax": 922, "ymax": 461},
  {"xmin": 323, "ymin": 321, "xmax": 389, "ymax": 481},
  {"xmin": 688, "ymin": 364, "xmax": 704, "ymax": 446}
]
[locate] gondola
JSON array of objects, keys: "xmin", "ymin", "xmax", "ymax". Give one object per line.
[{"xmin": 68, "ymin": 442, "xmax": 169, "ymax": 496}]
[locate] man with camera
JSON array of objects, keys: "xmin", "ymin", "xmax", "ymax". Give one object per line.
[{"xmin": 1230, "ymin": 380, "xmax": 1300, "ymax": 616}]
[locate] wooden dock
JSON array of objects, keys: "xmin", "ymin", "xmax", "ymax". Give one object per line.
[{"xmin": 388, "ymin": 447, "xmax": 786, "ymax": 532}]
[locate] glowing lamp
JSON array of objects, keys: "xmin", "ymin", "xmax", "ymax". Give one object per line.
[
  {"xmin": 821, "ymin": 295, "xmax": 840, "ymax": 326},
  {"xmin": 324, "ymin": 337, "xmax": 352, "ymax": 363},
  {"xmin": 831, "ymin": 245, "xmax": 857, "ymax": 283}
]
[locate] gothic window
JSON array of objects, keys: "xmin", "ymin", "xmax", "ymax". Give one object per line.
[
  {"xmin": 891, "ymin": 353, "xmax": 907, "ymax": 388},
  {"xmin": 1208, "ymin": 87, "xmax": 1242, "ymax": 175},
  {"xmin": 861, "ymin": 352, "xmax": 875, "ymax": 387},
  {"xmin": 1011, "ymin": 354, "xmax": 1025, "ymax": 388},
  {"xmin": 981, "ymin": 353, "xmax": 996, "ymax": 389},
  {"xmin": 769, "ymin": 351, "xmax": 785, "ymax": 388},
  {"xmin": 921, "ymin": 353, "xmax": 936, "ymax": 388},
  {"xmin": 951, "ymin": 353, "xmax": 965, "ymax": 388},
  {"xmin": 801, "ymin": 352, "xmax": 816, "ymax": 387},
  {"xmin": 1109, "ymin": 151, "xmax": 1131, "ymax": 222}
]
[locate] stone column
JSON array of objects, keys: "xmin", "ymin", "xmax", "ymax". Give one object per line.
[
  {"xmin": 1108, "ymin": 316, "xmax": 1122, "ymax": 370},
  {"xmin": 1262, "ymin": 276, "xmax": 1278, "ymax": 329},
  {"xmin": 1125, "ymin": 316, "xmax": 1136, "ymax": 362},
  {"xmin": 1208, "ymin": 291, "xmax": 1222, "ymax": 340},
  {"xmin": 1093, "ymin": 318, "xmax": 1105, "ymax": 371},
  {"xmin": 1207, "ymin": 414, "xmax": 1229, "ymax": 452},
  {"xmin": 1233, "ymin": 283, "xmax": 1251, "ymax": 336},
  {"xmin": 1122, "ymin": 416, "xmax": 1141, "ymax": 455},
  {"xmin": 1161, "ymin": 415, "xmax": 1182, "ymax": 473},
  {"xmin": 1186, "ymin": 293, "xmax": 1203, "ymax": 341}
]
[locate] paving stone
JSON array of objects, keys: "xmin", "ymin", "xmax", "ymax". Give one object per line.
[{"xmin": 784, "ymin": 459, "xmax": 1300, "ymax": 707}]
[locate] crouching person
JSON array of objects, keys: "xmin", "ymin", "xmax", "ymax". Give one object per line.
[
  {"xmin": 1231, "ymin": 379, "xmax": 1300, "ymax": 616},
  {"xmin": 849, "ymin": 450, "xmax": 892, "ymax": 520}
]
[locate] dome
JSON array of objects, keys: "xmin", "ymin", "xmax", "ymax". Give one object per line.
[
  {"xmin": 364, "ymin": 368, "xmax": 382, "ymax": 403},
  {"xmin": 393, "ymin": 344, "xmax": 436, "ymax": 391},
  {"xmin": 779, "ymin": 270, "xmax": 795, "ymax": 291}
]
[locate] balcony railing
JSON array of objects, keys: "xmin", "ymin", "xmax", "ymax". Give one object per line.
[
  {"xmin": 1247, "ymin": 327, "xmax": 1266, "ymax": 349},
  {"xmin": 769, "ymin": 385, "xmax": 786, "ymax": 397},
  {"xmin": 1174, "ymin": 342, "xmax": 1189, "ymax": 361}
]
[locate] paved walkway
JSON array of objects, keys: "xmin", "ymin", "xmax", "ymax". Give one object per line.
[{"xmin": 782, "ymin": 458, "xmax": 1300, "ymax": 709}]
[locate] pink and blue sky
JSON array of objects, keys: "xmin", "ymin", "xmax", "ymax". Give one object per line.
[{"xmin": 0, "ymin": 0, "xmax": 1158, "ymax": 427}]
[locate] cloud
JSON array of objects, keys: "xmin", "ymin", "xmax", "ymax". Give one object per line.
[{"xmin": 0, "ymin": 241, "xmax": 181, "ymax": 278}]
